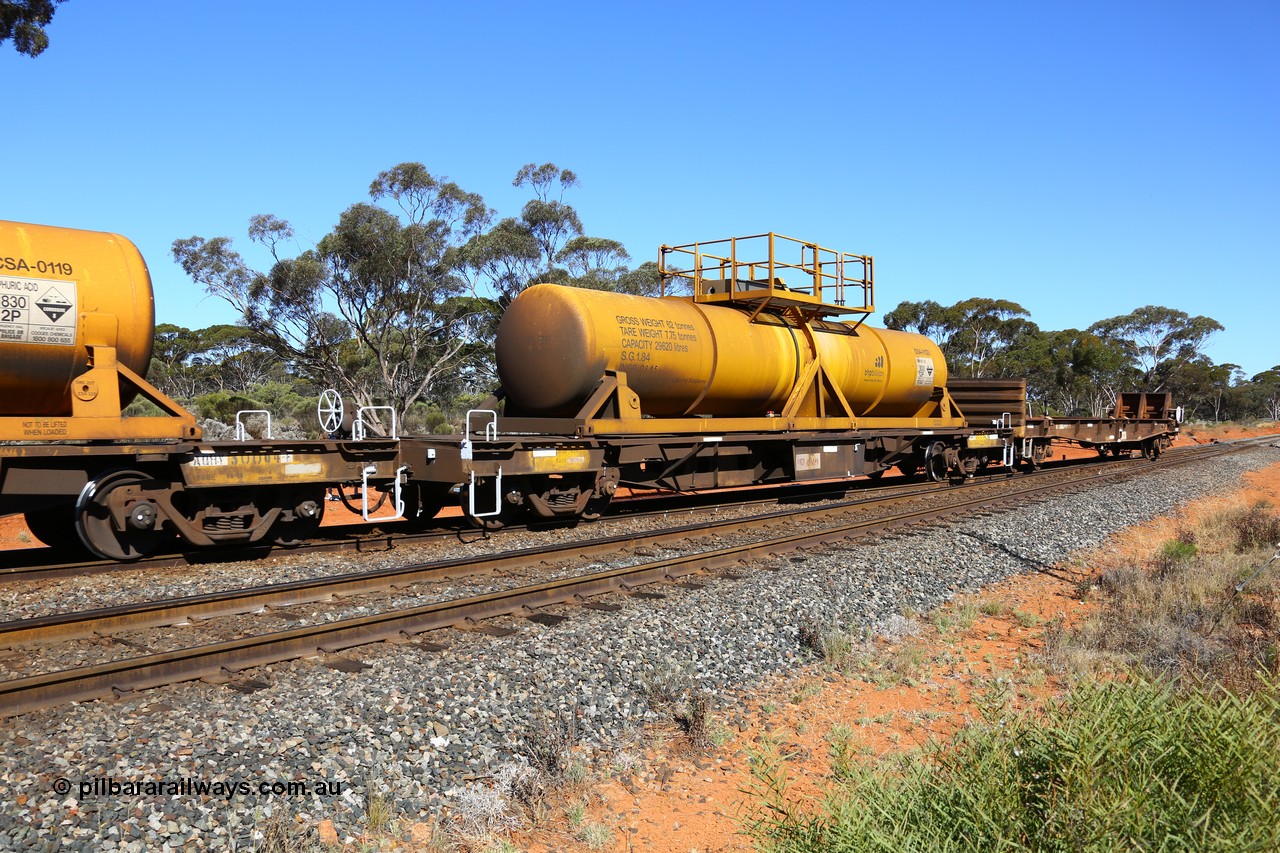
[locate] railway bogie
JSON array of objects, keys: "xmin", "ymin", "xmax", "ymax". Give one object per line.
[{"xmin": 1, "ymin": 441, "xmax": 405, "ymax": 559}]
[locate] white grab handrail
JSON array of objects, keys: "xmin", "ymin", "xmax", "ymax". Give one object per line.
[
  {"xmin": 234, "ymin": 410, "xmax": 272, "ymax": 441},
  {"xmin": 353, "ymin": 406, "xmax": 397, "ymax": 440},
  {"xmin": 360, "ymin": 464, "xmax": 409, "ymax": 521}
]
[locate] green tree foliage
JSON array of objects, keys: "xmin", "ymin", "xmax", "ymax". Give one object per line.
[
  {"xmin": 1250, "ymin": 367, "xmax": 1280, "ymax": 422},
  {"xmin": 613, "ymin": 260, "xmax": 665, "ymax": 297},
  {"xmin": 455, "ymin": 162, "xmax": 647, "ymax": 307},
  {"xmin": 884, "ymin": 296, "xmax": 1263, "ymax": 421},
  {"xmin": 947, "ymin": 297, "xmax": 1036, "ymax": 378},
  {"xmin": 996, "ymin": 328, "xmax": 1133, "ymax": 416},
  {"xmin": 1, "ymin": 0, "xmax": 64, "ymax": 57},
  {"xmin": 149, "ymin": 323, "xmax": 282, "ymax": 401},
  {"xmin": 172, "ymin": 161, "xmax": 661, "ymax": 431},
  {"xmin": 1087, "ymin": 305, "xmax": 1224, "ymax": 391},
  {"xmin": 884, "ymin": 297, "xmax": 1035, "ymax": 378},
  {"xmin": 173, "ymin": 166, "xmax": 496, "ymax": 434},
  {"xmin": 1175, "ymin": 357, "xmax": 1243, "ymax": 423},
  {"xmin": 513, "ymin": 163, "xmax": 583, "ymax": 271},
  {"xmin": 455, "ymin": 216, "xmax": 543, "ymax": 307},
  {"xmin": 881, "ymin": 299, "xmax": 951, "ymax": 341},
  {"xmin": 149, "ymin": 323, "xmax": 205, "ymax": 400}
]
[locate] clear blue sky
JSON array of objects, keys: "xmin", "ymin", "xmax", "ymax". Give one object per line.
[{"xmin": 4, "ymin": 1, "xmax": 1276, "ymax": 377}]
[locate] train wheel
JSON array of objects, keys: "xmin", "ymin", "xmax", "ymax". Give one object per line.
[
  {"xmin": 75, "ymin": 470, "xmax": 171, "ymax": 561},
  {"xmin": 401, "ymin": 483, "xmax": 451, "ymax": 526},
  {"xmin": 580, "ymin": 468, "xmax": 618, "ymax": 521},
  {"xmin": 925, "ymin": 442, "xmax": 949, "ymax": 483},
  {"xmin": 272, "ymin": 518, "xmax": 321, "ymax": 547},
  {"xmin": 1142, "ymin": 440, "xmax": 1160, "ymax": 460},
  {"xmin": 580, "ymin": 493, "xmax": 612, "ymax": 521}
]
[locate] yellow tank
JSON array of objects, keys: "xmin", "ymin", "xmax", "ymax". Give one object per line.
[
  {"xmin": 496, "ymin": 284, "xmax": 947, "ymax": 418},
  {"xmin": 0, "ymin": 220, "xmax": 155, "ymax": 416}
]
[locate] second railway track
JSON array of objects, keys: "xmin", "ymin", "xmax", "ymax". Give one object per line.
[
  {"xmin": 2, "ymin": 437, "xmax": 1270, "ymax": 717},
  {"xmin": 0, "ymin": 475, "xmax": 945, "ymax": 582},
  {"xmin": 0, "ymin": 444, "xmax": 1214, "ymax": 583}
]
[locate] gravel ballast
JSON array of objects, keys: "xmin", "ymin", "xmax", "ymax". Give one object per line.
[{"xmin": 1, "ymin": 446, "xmax": 1277, "ymax": 850}]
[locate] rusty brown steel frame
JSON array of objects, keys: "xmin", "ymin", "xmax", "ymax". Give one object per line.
[
  {"xmin": 0, "ymin": 470, "xmax": 937, "ymax": 583},
  {"xmin": 2, "ymin": 440, "xmax": 1254, "ymax": 717},
  {"xmin": 948, "ymin": 379, "xmax": 1180, "ymax": 460},
  {"xmin": 1, "ymin": 440, "xmax": 405, "ymax": 557}
]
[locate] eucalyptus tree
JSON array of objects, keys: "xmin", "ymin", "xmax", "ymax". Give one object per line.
[
  {"xmin": 514, "ymin": 162, "xmax": 583, "ymax": 273},
  {"xmin": 173, "ymin": 163, "xmax": 495, "ymax": 433},
  {"xmin": 149, "ymin": 324, "xmax": 209, "ymax": 401},
  {"xmin": 1250, "ymin": 367, "xmax": 1280, "ymax": 422},
  {"xmin": 883, "ymin": 297, "xmax": 1034, "ymax": 378},
  {"xmin": 1087, "ymin": 305, "xmax": 1224, "ymax": 391},
  {"xmin": 457, "ymin": 162, "xmax": 636, "ymax": 307},
  {"xmin": 881, "ymin": 299, "xmax": 951, "ymax": 341},
  {"xmin": 148, "ymin": 324, "xmax": 279, "ymax": 400},
  {"xmin": 196, "ymin": 325, "xmax": 280, "ymax": 393},
  {"xmin": 947, "ymin": 298, "xmax": 1036, "ymax": 378},
  {"xmin": 455, "ymin": 217, "xmax": 543, "ymax": 307},
  {"xmin": 1, "ymin": 0, "xmax": 64, "ymax": 57}
]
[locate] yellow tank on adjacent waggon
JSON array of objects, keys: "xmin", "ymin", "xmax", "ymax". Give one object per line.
[
  {"xmin": 0, "ymin": 222, "xmax": 391, "ymax": 560},
  {"xmin": 0, "ymin": 220, "xmax": 156, "ymax": 417}
]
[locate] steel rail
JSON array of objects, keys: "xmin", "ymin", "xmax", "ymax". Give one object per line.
[
  {"xmin": 2, "ymin": 441, "xmax": 1242, "ymax": 581},
  {"xmin": 0, "ymin": 440, "xmax": 1264, "ymax": 648},
  {"xmin": 0, "ymin": 481, "xmax": 964, "ymax": 646},
  {"xmin": 0, "ymin": 476, "xmax": 939, "ymax": 581},
  {"xmin": 3, "ymin": 438, "xmax": 1270, "ymax": 717}
]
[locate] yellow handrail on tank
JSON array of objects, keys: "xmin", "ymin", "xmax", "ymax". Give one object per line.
[{"xmin": 658, "ymin": 233, "xmax": 874, "ymax": 318}]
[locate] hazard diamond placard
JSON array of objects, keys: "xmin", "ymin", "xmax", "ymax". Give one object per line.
[{"xmin": 0, "ymin": 275, "xmax": 78, "ymax": 346}]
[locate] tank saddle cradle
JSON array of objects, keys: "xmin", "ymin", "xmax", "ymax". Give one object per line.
[{"xmin": 0, "ymin": 311, "xmax": 198, "ymax": 443}]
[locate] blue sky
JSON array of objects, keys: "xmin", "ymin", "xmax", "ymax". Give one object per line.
[{"xmin": 4, "ymin": 1, "xmax": 1276, "ymax": 376}]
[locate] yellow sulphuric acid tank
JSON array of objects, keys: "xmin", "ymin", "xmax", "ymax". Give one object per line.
[
  {"xmin": 495, "ymin": 283, "xmax": 947, "ymax": 418},
  {"xmin": 0, "ymin": 220, "xmax": 155, "ymax": 416}
]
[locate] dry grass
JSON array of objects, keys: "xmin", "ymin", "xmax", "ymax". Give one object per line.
[
  {"xmin": 746, "ymin": 495, "xmax": 1280, "ymax": 852},
  {"xmin": 1047, "ymin": 501, "xmax": 1280, "ymax": 690}
]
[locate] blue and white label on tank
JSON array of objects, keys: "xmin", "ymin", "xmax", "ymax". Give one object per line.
[{"xmin": 0, "ymin": 275, "xmax": 78, "ymax": 347}]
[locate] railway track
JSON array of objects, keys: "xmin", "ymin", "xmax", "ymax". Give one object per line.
[
  {"xmin": 1, "ymin": 447, "xmax": 1201, "ymax": 642},
  {"xmin": 0, "ymin": 448, "xmax": 1185, "ymax": 582},
  {"xmin": 0, "ymin": 476, "xmax": 943, "ymax": 582},
  {"xmin": 0, "ymin": 438, "xmax": 1271, "ymax": 717}
]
